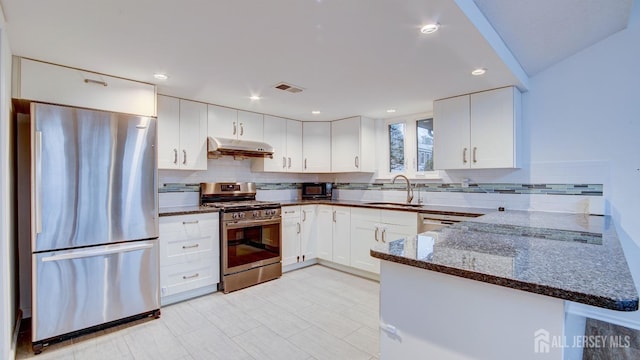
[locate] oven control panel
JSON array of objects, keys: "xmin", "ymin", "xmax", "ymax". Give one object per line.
[{"xmin": 223, "ymin": 208, "xmax": 281, "ymax": 221}]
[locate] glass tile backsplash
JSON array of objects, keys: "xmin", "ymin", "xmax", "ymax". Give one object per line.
[{"xmin": 159, "ymin": 182, "xmax": 602, "ymax": 196}]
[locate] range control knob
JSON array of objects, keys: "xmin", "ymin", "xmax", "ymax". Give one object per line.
[{"xmin": 253, "ymin": 210, "xmax": 260, "ymax": 218}]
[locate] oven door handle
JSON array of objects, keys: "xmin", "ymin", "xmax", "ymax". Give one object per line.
[{"xmin": 224, "ymin": 218, "xmax": 281, "ymax": 228}]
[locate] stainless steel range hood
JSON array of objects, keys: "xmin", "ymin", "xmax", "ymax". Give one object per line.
[{"xmin": 207, "ymin": 137, "xmax": 274, "ymax": 159}]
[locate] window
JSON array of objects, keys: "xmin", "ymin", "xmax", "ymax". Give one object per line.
[
  {"xmin": 382, "ymin": 115, "xmax": 438, "ymax": 179},
  {"xmin": 388, "ymin": 122, "xmax": 405, "ymax": 172},
  {"xmin": 416, "ymin": 119, "xmax": 434, "ymax": 172}
]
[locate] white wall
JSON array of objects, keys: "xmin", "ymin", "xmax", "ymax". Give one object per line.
[
  {"xmin": 0, "ymin": 3, "xmax": 14, "ymax": 359},
  {"xmin": 521, "ymin": 0, "xmax": 640, "ymax": 327}
]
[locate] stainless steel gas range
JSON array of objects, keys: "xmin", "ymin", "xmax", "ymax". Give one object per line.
[{"xmin": 200, "ymin": 182, "xmax": 282, "ymax": 293}]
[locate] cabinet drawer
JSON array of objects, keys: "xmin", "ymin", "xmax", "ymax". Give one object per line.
[
  {"xmin": 15, "ymin": 58, "xmax": 156, "ymax": 116},
  {"xmin": 159, "ymin": 214, "xmax": 218, "ymax": 239},
  {"xmin": 282, "ymin": 206, "xmax": 301, "ymax": 218},
  {"xmin": 160, "ymin": 258, "xmax": 219, "ymax": 297},
  {"xmin": 160, "ymin": 237, "xmax": 217, "ymax": 266}
]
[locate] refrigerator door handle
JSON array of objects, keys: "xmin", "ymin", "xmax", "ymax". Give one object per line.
[
  {"xmin": 41, "ymin": 242, "xmax": 154, "ymax": 262},
  {"xmin": 34, "ymin": 131, "xmax": 43, "ymax": 234}
]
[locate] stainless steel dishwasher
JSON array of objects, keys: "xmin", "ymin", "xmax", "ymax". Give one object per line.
[{"xmin": 418, "ymin": 212, "xmax": 482, "ymax": 232}]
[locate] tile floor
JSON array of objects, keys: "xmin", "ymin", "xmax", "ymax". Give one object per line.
[{"xmin": 16, "ymin": 265, "xmax": 380, "ymax": 360}]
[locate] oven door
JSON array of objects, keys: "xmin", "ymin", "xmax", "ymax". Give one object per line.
[{"xmin": 222, "ymin": 218, "xmax": 281, "ymax": 275}]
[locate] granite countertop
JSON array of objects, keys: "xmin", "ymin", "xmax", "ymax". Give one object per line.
[
  {"xmin": 159, "ymin": 206, "xmax": 219, "ymax": 217},
  {"xmin": 371, "ymin": 210, "xmax": 639, "ymax": 311},
  {"xmin": 279, "ymin": 199, "xmax": 491, "ymax": 215},
  {"xmin": 160, "ymin": 199, "xmax": 492, "ymax": 216}
]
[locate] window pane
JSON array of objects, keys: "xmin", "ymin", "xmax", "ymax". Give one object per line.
[
  {"xmin": 416, "ymin": 119, "xmax": 434, "ymax": 171},
  {"xmin": 388, "ymin": 122, "xmax": 405, "ymax": 172}
]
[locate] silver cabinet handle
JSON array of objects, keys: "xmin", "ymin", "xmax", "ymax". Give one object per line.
[
  {"xmin": 304, "ymin": 158, "xmax": 307, "ymax": 170},
  {"xmin": 355, "ymin": 156, "xmax": 359, "ymax": 168},
  {"xmin": 182, "ymin": 220, "xmax": 199, "ymax": 225},
  {"xmin": 332, "ymin": 210, "xmax": 336, "ymax": 222},
  {"xmin": 297, "ymin": 222, "xmax": 301, "ymax": 234},
  {"xmin": 374, "ymin": 227, "xmax": 379, "ymax": 241},
  {"xmin": 240, "ymin": 123, "xmax": 244, "ymax": 136},
  {"xmin": 284, "ymin": 210, "xmax": 295, "ymax": 214},
  {"xmin": 182, "ymin": 244, "xmax": 200, "ymax": 249},
  {"xmin": 34, "ymin": 131, "xmax": 43, "ymax": 234},
  {"xmin": 183, "ymin": 273, "xmax": 199, "ymax": 280},
  {"xmin": 84, "ymin": 78, "xmax": 107, "ymax": 87},
  {"xmin": 463, "ymin": 148, "xmax": 468, "ymax": 164},
  {"xmin": 473, "ymin": 147, "xmax": 477, "ymax": 164},
  {"xmin": 282, "ymin": 157, "xmax": 286, "ymax": 169},
  {"xmin": 173, "ymin": 148, "xmax": 178, "ymax": 164},
  {"xmin": 302, "ymin": 210, "xmax": 306, "ymax": 222},
  {"xmin": 381, "ymin": 229, "xmax": 386, "ymax": 243},
  {"xmin": 182, "ymin": 149, "xmax": 187, "ymax": 165},
  {"xmin": 233, "ymin": 121, "xmax": 237, "ymax": 135},
  {"xmin": 288, "ymin": 157, "xmax": 291, "ymax": 169},
  {"xmin": 42, "ymin": 243, "xmax": 153, "ymax": 262}
]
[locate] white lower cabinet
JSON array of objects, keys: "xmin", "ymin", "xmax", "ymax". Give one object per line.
[
  {"xmin": 282, "ymin": 205, "xmax": 318, "ymax": 270},
  {"xmin": 350, "ymin": 208, "xmax": 417, "ymax": 274},
  {"xmin": 159, "ymin": 212, "xmax": 220, "ymax": 305},
  {"xmin": 316, "ymin": 205, "xmax": 350, "ymax": 264},
  {"xmin": 316, "ymin": 205, "xmax": 334, "ymax": 261},
  {"xmin": 300, "ymin": 205, "xmax": 317, "ymax": 262},
  {"xmin": 332, "ymin": 207, "xmax": 351, "ymax": 266},
  {"xmin": 282, "ymin": 206, "xmax": 302, "ymax": 266}
]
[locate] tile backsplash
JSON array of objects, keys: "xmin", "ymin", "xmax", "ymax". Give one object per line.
[{"xmin": 159, "ymin": 181, "xmax": 604, "ymax": 214}]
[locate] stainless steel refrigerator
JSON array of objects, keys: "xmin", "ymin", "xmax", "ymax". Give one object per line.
[{"xmin": 18, "ymin": 102, "xmax": 160, "ymax": 353}]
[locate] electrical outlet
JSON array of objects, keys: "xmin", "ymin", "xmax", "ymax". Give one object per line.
[{"xmin": 461, "ymin": 178, "xmax": 470, "ymax": 188}]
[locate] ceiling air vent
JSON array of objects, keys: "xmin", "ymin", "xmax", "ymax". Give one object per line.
[{"xmin": 273, "ymin": 82, "xmax": 304, "ymax": 94}]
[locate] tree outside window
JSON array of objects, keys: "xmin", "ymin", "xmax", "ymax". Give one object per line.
[{"xmin": 388, "ymin": 122, "xmax": 405, "ymax": 172}]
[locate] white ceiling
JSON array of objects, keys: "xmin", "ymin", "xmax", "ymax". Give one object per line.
[
  {"xmin": 0, "ymin": 0, "xmax": 632, "ymax": 121},
  {"xmin": 473, "ymin": 0, "xmax": 633, "ymax": 76}
]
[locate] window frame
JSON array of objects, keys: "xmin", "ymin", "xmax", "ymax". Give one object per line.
[{"xmin": 379, "ymin": 113, "xmax": 440, "ymax": 180}]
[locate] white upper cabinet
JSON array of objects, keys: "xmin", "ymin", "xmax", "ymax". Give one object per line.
[
  {"xmin": 157, "ymin": 95, "xmax": 207, "ymax": 170},
  {"xmin": 252, "ymin": 116, "xmax": 302, "ymax": 172},
  {"xmin": 207, "ymin": 104, "xmax": 237, "ymax": 139},
  {"xmin": 207, "ymin": 106, "xmax": 263, "ymax": 142},
  {"xmin": 469, "ymin": 87, "xmax": 520, "ymax": 168},
  {"xmin": 14, "ymin": 57, "xmax": 156, "ymax": 116},
  {"xmin": 302, "ymin": 122, "xmax": 331, "ymax": 172},
  {"xmin": 433, "ymin": 95, "xmax": 470, "ymax": 170},
  {"xmin": 434, "ymin": 86, "xmax": 521, "ymax": 170},
  {"xmin": 331, "ymin": 116, "xmax": 375, "ymax": 172},
  {"xmin": 286, "ymin": 119, "xmax": 303, "ymax": 172},
  {"xmin": 237, "ymin": 110, "xmax": 264, "ymax": 142},
  {"xmin": 255, "ymin": 115, "xmax": 287, "ymax": 172}
]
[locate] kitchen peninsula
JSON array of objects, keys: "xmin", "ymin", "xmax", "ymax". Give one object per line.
[{"xmin": 371, "ymin": 211, "xmax": 638, "ymax": 359}]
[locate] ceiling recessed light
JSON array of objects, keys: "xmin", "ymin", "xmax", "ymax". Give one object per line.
[
  {"xmin": 312, "ymin": 110, "xmax": 321, "ymax": 115},
  {"xmin": 249, "ymin": 95, "xmax": 261, "ymax": 100},
  {"xmin": 153, "ymin": 73, "xmax": 168, "ymax": 80},
  {"xmin": 471, "ymin": 68, "xmax": 487, "ymax": 76},
  {"xmin": 386, "ymin": 109, "xmax": 397, "ymax": 113},
  {"xmin": 420, "ymin": 23, "xmax": 440, "ymax": 34}
]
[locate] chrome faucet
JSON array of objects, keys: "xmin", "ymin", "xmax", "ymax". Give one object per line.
[{"xmin": 392, "ymin": 174, "xmax": 413, "ymax": 204}]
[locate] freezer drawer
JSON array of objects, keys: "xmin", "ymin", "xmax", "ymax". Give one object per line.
[{"xmin": 32, "ymin": 240, "xmax": 159, "ymax": 342}]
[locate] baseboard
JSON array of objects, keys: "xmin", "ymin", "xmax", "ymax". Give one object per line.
[
  {"xmin": 160, "ymin": 284, "xmax": 219, "ymax": 306},
  {"xmin": 317, "ymin": 260, "xmax": 380, "ymax": 281},
  {"xmin": 283, "ymin": 259, "xmax": 318, "ymax": 273}
]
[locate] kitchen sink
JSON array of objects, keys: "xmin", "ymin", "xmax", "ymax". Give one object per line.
[{"xmin": 365, "ymin": 202, "xmax": 424, "ymax": 208}]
